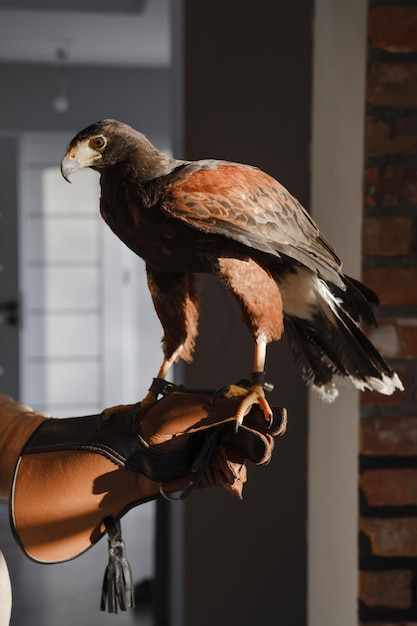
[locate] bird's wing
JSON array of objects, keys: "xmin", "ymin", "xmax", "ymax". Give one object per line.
[{"xmin": 163, "ymin": 161, "xmax": 343, "ymax": 285}]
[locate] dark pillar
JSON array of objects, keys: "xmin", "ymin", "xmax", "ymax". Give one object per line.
[{"xmin": 171, "ymin": 2, "xmax": 312, "ymax": 624}]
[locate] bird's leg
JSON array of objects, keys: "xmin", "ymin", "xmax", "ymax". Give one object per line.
[
  {"xmin": 231, "ymin": 339, "xmax": 273, "ymax": 429},
  {"xmin": 210, "ymin": 257, "xmax": 285, "ymax": 429},
  {"xmin": 135, "ymin": 269, "xmax": 199, "ymax": 413},
  {"xmin": 226, "ymin": 338, "xmax": 287, "ymax": 434},
  {"xmin": 138, "ymin": 346, "xmax": 183, "ymax": 411},
  {"xmin": 101, "ymin": 348, "xmax": 182, "ymax": 422}
]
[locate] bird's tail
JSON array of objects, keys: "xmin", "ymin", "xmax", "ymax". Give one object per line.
[{"xmin": 281, "ymin": 272, "xmax": 403, "ymax": 402}]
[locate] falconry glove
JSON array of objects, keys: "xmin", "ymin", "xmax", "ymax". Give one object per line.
[{"xmin": 0, "ymin": 385, "xmax": 284, "ymax": 612}]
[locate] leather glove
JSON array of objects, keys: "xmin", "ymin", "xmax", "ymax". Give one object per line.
[
  {"xmin": 7, "ymin": 383, "xmax": 284, "ymax": 560},
  {"xmin": 137, "ymin": 382, "xmax": 285, "ymax": 499},
  {"xmin": 0, "ymin": 395, "xmax": 50, "ymax": 499},
  {"xmin": 1, "ymin": 384, "xmax": 285, "ymax": 611}
]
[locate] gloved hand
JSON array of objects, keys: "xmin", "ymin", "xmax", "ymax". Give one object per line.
[
  {"xmin": 2, "ymin": 384, "xmax": 284, "ymax": 565},
  {"xmin": 2, "ymin": 386, "xmax": 285, "ymax": 558},
  {"xmin": 0, "ymin": 385, "xmax": 285, "ymax": 613},
  {"xmin": 137, "ymin": 382, "xmax": 285, "ymax": 499}
]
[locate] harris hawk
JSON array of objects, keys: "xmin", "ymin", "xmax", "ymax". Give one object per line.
[{"xmin": 61, "ymin": 119, "xmax": 403, "ymax": 428}]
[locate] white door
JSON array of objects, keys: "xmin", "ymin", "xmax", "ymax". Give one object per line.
[
  {"xmin": 20, "ymin": 132, "xmax": 164, "ymax": 414},
  {"xmin": 2, "ymin": 132, "xmax": 162, "ymax": 626}
]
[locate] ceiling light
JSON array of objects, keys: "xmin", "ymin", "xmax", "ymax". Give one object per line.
[{"xmin": 52, "ymin": 47, "xmax": 70, "ymax": 114}]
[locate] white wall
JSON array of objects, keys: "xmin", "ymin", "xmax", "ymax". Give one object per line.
[{"xmin": 309, "ymin": 1, "xmax": 367, "ymax": 625}]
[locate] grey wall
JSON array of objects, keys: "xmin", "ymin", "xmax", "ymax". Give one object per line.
[
  {"xmin": 0, "ymin": 137, "xmax": 19, "ymax": 399},
  {"xmin": 0, "ymin": 59, "xmax": 172, "ymax": 626},
  {"xmin": 0, "ymin": 63, "xmax": 170, "ymax": 141}
]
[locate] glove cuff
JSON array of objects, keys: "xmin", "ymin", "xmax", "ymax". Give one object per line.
[{"xmin": 0, "ymin": 396, "xmax": 48, "ymax": 499}]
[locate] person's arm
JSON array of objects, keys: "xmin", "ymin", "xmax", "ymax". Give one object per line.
[{"xmin": 0, "ymin": 550, "xmax": 11, "ymax": 626}]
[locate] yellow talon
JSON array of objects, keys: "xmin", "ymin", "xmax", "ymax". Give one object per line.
[{"xmin": 224, "ymin": 383, "xmax": 273, "ymax": 430}]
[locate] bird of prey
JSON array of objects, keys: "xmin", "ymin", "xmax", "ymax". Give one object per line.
[{"xmin": 61, "ymin": 119, "xmax": 403, "ymax": 427}]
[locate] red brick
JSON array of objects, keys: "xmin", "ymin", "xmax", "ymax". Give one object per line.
[
  {"xmin": 360, "ymin": 623, "xmax": 417, "ymax": 626},
  {"xmin": 362, "ymin": 267, "xmax": 417, "ymax": 307},
  {"xmin": 367, "ymin": 63, "xmax": 417, "ymax": 107},
  {"xmin": 367, "ymin": 318, "xmax": 417, "ymax": 359},
  {"xmin": 360, "ymin": 416, "xmax": 417, "ymax": 456},
  {"xmin": 369, "ymin": 7, "xmax": 417, "ymax": 52},
  {"xmin": 365, "ymin": 165, "xmax": 417, "ymax": 206},
  {"xmin": 359, "ymin": 569, "xmax": 412, "ymax": 608},
  {"xmin": 361, "ymin": 468, "xmax": 417, "ymax": 506},
  {"xmin": 366, "ymin": 114, "xmax": 417, "ymax": 157},
  {"xmin": 363, "ymin": 217, "xmax": 412, "ymax": 255},
  {"xmin": 361, "ymin": 381, "xmax": 406, "ymax": 408},
  {"xmin": 361, "ymin": 390, "xmax": 406, "ymax": 407},
  {"xmin": 360, "ymin": 517, "xmax": 417, "ymax": 557}
]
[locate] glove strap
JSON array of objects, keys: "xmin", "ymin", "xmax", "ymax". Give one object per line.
[{"xmin": 160, "ymin": 424, "xmax": 224, "ymax": 501}]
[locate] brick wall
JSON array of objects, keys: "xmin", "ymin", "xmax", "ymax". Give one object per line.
[{"xmin": 359, "ymin": 2, "xmax": 417, "ymax": 624}]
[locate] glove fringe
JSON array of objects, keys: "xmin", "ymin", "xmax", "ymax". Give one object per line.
[{"xmin": 100, "ymin": 516, "xmax": 135, "ymax": 614}]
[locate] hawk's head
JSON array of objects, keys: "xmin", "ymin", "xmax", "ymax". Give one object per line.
[{"xmin": 60, "ymin": 119, "xmax": 172, "ymax": 183}]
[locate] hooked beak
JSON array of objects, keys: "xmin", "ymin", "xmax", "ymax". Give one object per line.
[
  {"xmin": 60, "ymin": 141, "xmax": 101, "ymax": 182},
  {"xmin": 60, "ymin": 154, "xmax": 79, "ymax": 183}
]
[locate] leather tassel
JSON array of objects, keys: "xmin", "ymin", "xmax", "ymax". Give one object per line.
[{"xmin": 100, "ymin": 516, "xmax": 135, "ymax": 613}]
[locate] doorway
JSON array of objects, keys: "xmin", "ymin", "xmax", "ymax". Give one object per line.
[{"xmin": 0, "ymin": 131, "xmax": 163, "ymax": 625}]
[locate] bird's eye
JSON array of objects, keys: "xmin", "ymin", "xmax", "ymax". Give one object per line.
[{"xmin": 89, "ymin": 136, "xmax": 107, "ymax": 150}]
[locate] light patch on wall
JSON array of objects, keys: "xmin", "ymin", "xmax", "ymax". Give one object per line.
[{"xmin": 368, "ymin": 324, "xmax": 400, "ymax": 358}]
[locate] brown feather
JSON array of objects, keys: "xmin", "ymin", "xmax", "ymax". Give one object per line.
[{"xmin": 61, "ymin": 119, "xmax": 403, "ymax": 401}]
